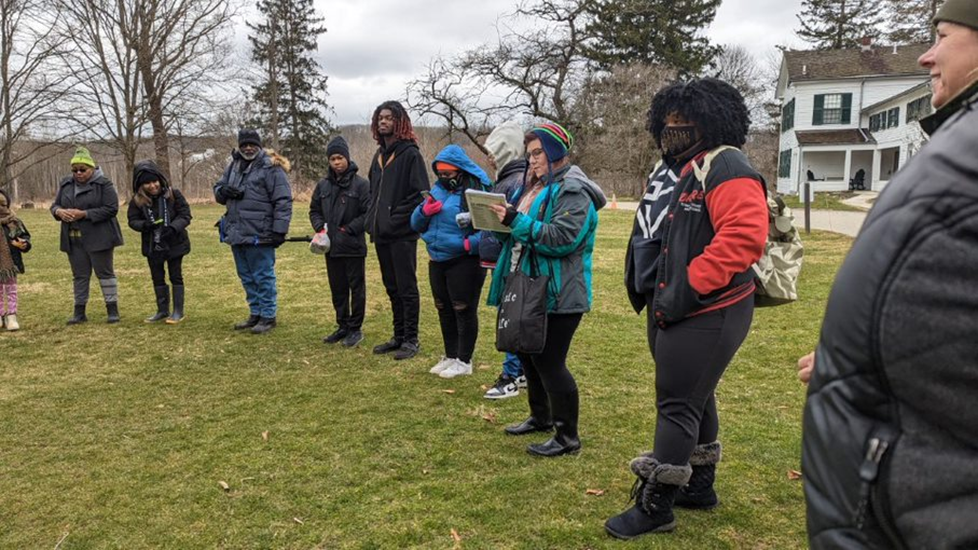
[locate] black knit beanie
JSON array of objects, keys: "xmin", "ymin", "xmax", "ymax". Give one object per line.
[
  {"xmin": 238, "ymin": 129, "xmax": 262, "ymax": 148},
  {"xmin": 326, "ymin": 136, "xmax": 351, "ymax": 161},
  {"xmin": 135, "ymin": 170, "xmax": 158, "ymax": 187}
]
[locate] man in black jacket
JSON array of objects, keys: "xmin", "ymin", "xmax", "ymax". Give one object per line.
[
  {"xmin": 801, "ymin": 2, "xmax": 978, "ymax": 548},
  {"xmin": 310, "ymin": 136, "xmax": 370, "ymax": 348},
  {"xmin": 366, "ymin": 101, "xmax": 428, "ymax": 360}
]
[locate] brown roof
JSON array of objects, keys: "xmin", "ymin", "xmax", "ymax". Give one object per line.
[
  {"xmin": 784, "ymin": 43, "xmax": 931, "ymax": 82},
  {"xmin": 795, "ymin": 129, "xmax": 876, "ymax": 146}
]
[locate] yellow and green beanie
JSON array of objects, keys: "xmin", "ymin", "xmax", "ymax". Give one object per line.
[{"xmin": 70, "ymin": 146, "xmax": 96, "ymax": 168}]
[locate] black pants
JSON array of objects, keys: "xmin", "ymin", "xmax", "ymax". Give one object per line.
[
  {"xmin": 375, "ymin": 240, "xmax": 420, "ymax": 343},
  {"xmin": 518, "ymin": 313, "xmax": 583, "ymax": 418},
  {"xmin": 429, "ymin": 255, "xmax": 486, "ymax": 363},
  {"xmin": 646, "ymin": 295, "xmax": 754, "ymax": 466},
  {"xmin": 326, "ymin": 255, "xmax": 366, "ymax": 331},
  {"xmin": 149, "ymin": 255, "xmax": 184, "ymax": 287}
]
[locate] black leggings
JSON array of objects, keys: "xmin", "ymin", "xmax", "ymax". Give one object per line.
[
  {"xmin": 518, "ymin": 313, "xmax": 583, "ymax": 415},
  {"xmin": 647, "ymin": 296, "xmax": 753, "ymax": 466},
  {"xmin": 149, "ymin": 256, "xmax": 184, "ymax": 287},
  {"xmin": 428, "ymin": 255, "xmax": 485, "ymax": 362}
]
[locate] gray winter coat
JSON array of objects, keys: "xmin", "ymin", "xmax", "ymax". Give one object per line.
[
  {"xmin": 803, "ymin": 81, "xmax": 978, "ymax": 549},
  {"xmin": 50, "ymin": 169, "xmax": 124, "ymax": 253},
  {"xmin": 214, "ymin": 149, "xmax": 293, "ymax": 246}
]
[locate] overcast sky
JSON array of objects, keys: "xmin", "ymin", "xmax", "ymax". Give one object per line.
[{"xmin": 302, "ymin": 0, "xmax": 806, "ymax": 124}]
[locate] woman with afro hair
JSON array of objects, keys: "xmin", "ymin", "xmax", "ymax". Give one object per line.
[{"xmin": 605, "ymin": 78, "xmax": 770, "ymax": 539}]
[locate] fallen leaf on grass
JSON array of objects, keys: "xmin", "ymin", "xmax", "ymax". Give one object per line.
[
  {"xmin": 481, "ymin": 410, "xmax": 497, "ymax": 423},
  {"xmin": 585, "ymin": 489, "xmax": 605, "ymax": 496},
  {"xmin": 451, "ymin": 528, "xmax": 462, "ymax": 543},
  {"xmin": 788, "ymin": 469, "xmax": 803, "ymax": 480},
  {"xmin": 480, "ymin": 385, "xmax": 490, "ymax": 391},
  {"xmin": 477, "ymin": 364, "xmax": 492, "ymax": 371},
  {"xmin": 441, "ymin": 389, "xmax": 456, "ymax": 394},
  {"xmin": 261, "ymin": 431, "xmax": 269, "ymax": 441},
  {"xmin": 293, "ymin": 517, "xmax": 304, "ymax": 525},
  {"xmin": 218, "ymin": 481, "xmax": 230, "ymax": 491}
]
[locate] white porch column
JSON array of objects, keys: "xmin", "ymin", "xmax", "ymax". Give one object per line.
[
  {"xmin": 797, "ymin": 148, "xmax": 805, "ymax": 194},
  {"xmin": 871, "ymin": 149, "xmax": 882, "ymax": 191},
  {"xmin": 843, "ymin": 149, "xmax": 853, "ymax": 190}
]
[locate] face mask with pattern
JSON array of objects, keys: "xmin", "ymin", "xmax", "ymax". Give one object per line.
[
  {"xmin": 438, "ymin": 176, "xmax": 461, "ymax": 190},
  {"xmin": 660, "ymin": 125, "xmax": 700, "ymax": 158}
]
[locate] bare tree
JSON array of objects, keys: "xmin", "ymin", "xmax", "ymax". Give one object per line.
[
  {"xmin": 0, "ymin": 0, "xmax": 72, "ymax": 201},
  {"xmin": 131, "ymin": 0, "xmax": 238, "ymax": 179},
  {"xmin": 711, "ymin": 45, "xmax": 771, "ymax": 127},
  {"xmin": 55, "ymin": 0, "xmax": 146, "ymax": 181}
]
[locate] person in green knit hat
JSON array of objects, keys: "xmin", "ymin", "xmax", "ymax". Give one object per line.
[{"xmin": 50, "ymin": 145, "xmax": 125, "ymax": 324}]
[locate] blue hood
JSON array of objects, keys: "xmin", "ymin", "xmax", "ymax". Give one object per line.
[{"xmin": 431, "ymin": 145, "xmax": 492, "ymax": 186}]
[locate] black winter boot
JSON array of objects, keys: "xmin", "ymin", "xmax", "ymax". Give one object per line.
[
  {"xmin": 251, "ymin": 316, "xmax": 277, "ymax": 334},
  {"xmin": 675, "ymin": 441, "xmax": 721, "ymax": 510},
  {"xmin": 505, "ymin": 375, "xmax": 553, "ymax": 435},
  {"xmin": 604, "ymin": 454, "xmax": 692, "ymax": 540},
  {"xmin": 106, "ymin": 302, "xmax": 121, "ymax": 324},
  {"xmin": 234, "ymin": 314, "xmax": 260, "ymax": 330},
  {"xmin": 166, "ymin": 285, "xmax": 185, "ymax": 324},
  {"xmin": 527, "ymin": 390, "xmax": 580, "ymax": 457},
  {"xmin": 67, "ymin": 304, "xmax": 87, "ymax": 325},
  {"xmin": 146, "ymin": 286, "xmax": 170, "ymax": 323}
]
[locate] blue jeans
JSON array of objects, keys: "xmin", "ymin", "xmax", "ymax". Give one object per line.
[
  {"xmin": 502, "ymin": 352, "xmax": 523, "ymax": 379},
  {"xmin": 232, "ymin": 245, "xmax": 278, "ymax": 318}
]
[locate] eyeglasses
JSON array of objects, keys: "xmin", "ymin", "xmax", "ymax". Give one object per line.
[
  {"xmin": 71, "ymin": 168, "xmax": 90, "ymax": 174},
  {"xmin": 527, "ymin": 148, "xmax": 546, "ymax": 159}
]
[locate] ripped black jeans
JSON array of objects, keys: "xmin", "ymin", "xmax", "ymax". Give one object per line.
[{"xmin": 428, "ymin": 255, "xmax": 486, "ymax": 363}]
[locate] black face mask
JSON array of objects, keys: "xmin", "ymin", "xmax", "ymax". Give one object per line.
[
  {"xmin": 660, "ymin": 125, "xmax": 700, "ymax": 159},
  {"xmin": 438, "ymin": 176, "xmax": 460, "ymax": 190}
]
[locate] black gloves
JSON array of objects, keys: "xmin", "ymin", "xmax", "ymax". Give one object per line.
[
  {"xmin": 270, "ymin": 232, "xmax": 286, "ymax": 247},
  {"xmin": 220, "ymin": 186, "xmax": 244, "ymax": 200},
  {"xmin": 502, "ymin": 205, "xmax": 519, "ymax": 227},
  {"xmin": 160, "ymin": 226, "xmax": 177, "ymax": 240}
]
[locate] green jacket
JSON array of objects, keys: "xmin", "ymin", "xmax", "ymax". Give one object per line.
[{"xmin": 486, "ymin": 165, "xmax": 606, "ymax": 314}]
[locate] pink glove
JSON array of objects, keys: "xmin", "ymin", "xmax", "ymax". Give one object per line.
[
  {"xmin": 463, "ymin": 237, "xmax": 471, "ymax": 252},
  {"xmin": 422, "ymin": 195, "xmax": 443, "ymax": 217}
]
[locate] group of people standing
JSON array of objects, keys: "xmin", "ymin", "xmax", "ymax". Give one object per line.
[{"xmin": 10, "ymin": 79, "xmax": 773, "ymax": 541}]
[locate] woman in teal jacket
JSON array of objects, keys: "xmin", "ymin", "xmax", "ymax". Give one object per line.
[
  {"xmin": 411, "ymin": 145, "xmax": 491, "ymax": 379},
  {"xmin": 487, "ymin": 122, "xmax": 606, "ymax": 457}
]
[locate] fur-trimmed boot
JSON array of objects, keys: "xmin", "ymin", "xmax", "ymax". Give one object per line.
[
  {"xmin": 675, "ymin": 441, "xmax": 721, "ymax": 510},
  {"xmin": 604, "ymin": 453, "xmax": 692, "ymax": 540},
  {"xmin": 145, "ymin": 286, "xmax": 170, "ymax": 323}
]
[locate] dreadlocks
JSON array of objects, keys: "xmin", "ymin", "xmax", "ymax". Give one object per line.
[
  {"xmin": 647, "ymin": 78, "xmax": 751, "ymax": 151},
  {"xmin": 371, "ymin": 100, "xmax": 418, "ymax": 145}
]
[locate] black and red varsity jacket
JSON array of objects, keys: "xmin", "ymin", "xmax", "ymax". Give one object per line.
[{"xmin": 625, "ymin": 147, "xmax": 768, "ymax": 327}]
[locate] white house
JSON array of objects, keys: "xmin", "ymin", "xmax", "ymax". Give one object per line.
[{"xmin": 775, "ymin": 41, "xmax": 933, "ymax": 195}]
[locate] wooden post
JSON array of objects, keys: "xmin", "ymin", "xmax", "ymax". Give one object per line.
[{"xmin": 804, "ymin": 182, "xmax": 812, "ymax": 235}]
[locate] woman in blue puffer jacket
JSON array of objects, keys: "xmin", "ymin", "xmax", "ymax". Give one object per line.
[{"xmin": 410, "ymin": 145, "xmax": 491, "ymax": 379}]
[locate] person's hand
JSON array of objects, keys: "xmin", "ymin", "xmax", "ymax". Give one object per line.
[
  {"xmin": 490, "ymin": 203, "xmax": 518, "ymax": 226},
  {"xmin": 10, "ymin": 238, "xmax": 28, "ymax": 250},
  {"xmin": 220, "ymin": 186, "xmax": 244, "ymax": 200},
  {"xmin": 798, "ymin": 351, "xmax": 815, "ymax": 385},
  {"xmin": 270, "ymin": 232, "xmax": 286, "ymax": 247},
  {"xmin": 160, "ymin": 226, "xmax": 177, "ymax": 240},
  {"xmin": 456, "ymin": 212, "xmax": 472, "ymax": 228},
  {"xmin": 489, "ymin": 203, "xmax": 508, "ymax": 222},
  {"xmin": 422, "ymin": 195, "xmax": 443, "ymax": 217}
]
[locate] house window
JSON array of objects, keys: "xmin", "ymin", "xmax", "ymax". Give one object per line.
[
  {"xmin": 782, "ymin": 99, "xmax": 795, "ymax": 133},
  {"xmin": 869, "ymin": 113, "xmax": 883, "ymax": 132},
  {"xmin": 887, "ymin": 107, "xmax": 900, "ymax": 129},
  {"xmin": 906, "ymin": 95, "xmax": 933, "ymax": 122},
  {"xmin": 813, "ymin": 93, "xmax": 852, "ymax": 125},
  {"xmin": 779, "ymin": 150, "xmax": 792, "ymax": 179}
]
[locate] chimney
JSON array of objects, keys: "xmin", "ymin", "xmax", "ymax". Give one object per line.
[
  {"xmin": 802, "ymin": 64, "xmax": 808, "ymax": 76},
  {"xmin": 892, "ymin": 44, "xmax": 899, "ymax": 55},
  {"xmin": 861, "ymin": 37, "xmax": 873, "ymax": 52}
]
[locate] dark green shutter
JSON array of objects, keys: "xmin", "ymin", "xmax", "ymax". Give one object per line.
[
  {"xmin": 813, "ymin": 95, "xmax": 824, "ymax": 125},
  {"xmin": 841, "ymin": 93, "xmax": 852, "ymax": 124}
]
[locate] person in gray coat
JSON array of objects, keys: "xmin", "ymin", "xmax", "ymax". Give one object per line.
[
  {"xmin": 214, "ymin": 129, "xmax": 293, "ymax": 334},
  {"xmin": 51, "ymin": 146, "xmax": 124, "ymax": 324}
]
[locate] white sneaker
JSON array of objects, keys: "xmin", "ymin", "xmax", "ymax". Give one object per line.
[
  {"xmin": 515, "ymin": 375, "xmax": 527, "ymax": 389},
  {"xmin": 439, "ymin": 359, "xmax": 473, "ymax": 379},
  {"xmin": 4, "ymin": 314, "xmax": 18, "ymax": 331},
  {"xmin": 429, "ymin": 356, "xmax": 455, "ymax": 375},
  {"xmin": 484, "ymin": 375, "xmax": 520, "ymax": 399}
]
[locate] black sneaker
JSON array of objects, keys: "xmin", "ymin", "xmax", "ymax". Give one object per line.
[
  {"xmin": 251, "ymin": 317, "xmax": 277, "ymax": 334},
  {"xmin": 342, "ymin": 330, "xmax": 364, "ymax": 347},
  {"xmin": 393, "ymin": 341, "xmax": 420, "ymax": 360},
  {"xmin": 322, "ymin": 328, "xmax": 349, "ymax": 344},
  {"xmin": 373, "ymin": 338, "xmax": 402, "ymax": 354},
  {"xmin": 484, "ymin": 374, "xmax": 521, "ymax": 400}
]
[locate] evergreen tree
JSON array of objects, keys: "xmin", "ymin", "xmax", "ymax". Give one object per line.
[
  {"xmin": 248, "ymin": 0, "xmax": 332, "ymax": 182},
  {"xmin": 584, "ymin": 0, "xmax": 722, "ymax": 76},
  {"xmin": 887, "ymin": 0, "xmax": 943, "ymax": 44},
  {"xmin": 796, "ymin": 0, "xmax": 885, "ymax": 49}
]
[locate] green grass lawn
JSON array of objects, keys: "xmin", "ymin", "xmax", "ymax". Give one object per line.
[
  {"xmin": 0, "ymin": 204, "xmax": 851, "ymax": 549},
  {"xmin": 779, "ymin": 191, "xmax": 865, "ymax": 212}
]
